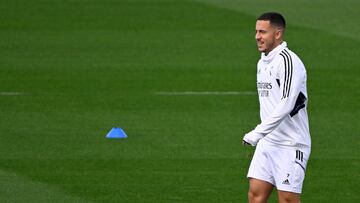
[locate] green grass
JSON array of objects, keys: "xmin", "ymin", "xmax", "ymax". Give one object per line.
[
  {"xmin": 0, "ymin": 0, "xmax": 359, "ymax": 202},
  {"xmin": 196, "ymin": 0, "xmax": 360, "ymax": 41}
]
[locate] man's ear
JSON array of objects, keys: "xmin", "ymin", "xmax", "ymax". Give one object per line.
[{"xmin": 275, "ymin": 29, "xmax": 283, "ymax": 40}]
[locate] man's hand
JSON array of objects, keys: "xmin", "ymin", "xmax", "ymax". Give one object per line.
[{"xmin": 242, "ymin": 131, "xmax": 264, "ymax": 146}]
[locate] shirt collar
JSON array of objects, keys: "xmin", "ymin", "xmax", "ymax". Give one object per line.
[{"xmin": 261, "ymin": 41, "xmax": 287, "ymax": 63}]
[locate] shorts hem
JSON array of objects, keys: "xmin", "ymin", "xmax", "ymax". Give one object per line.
[
  {"xmin": 247, "ymin": 175, "xmax": 275, "ymax": 187},
  {"xmin": 276, "ymin": 187, "xmax": 302, "ymax": 194}
]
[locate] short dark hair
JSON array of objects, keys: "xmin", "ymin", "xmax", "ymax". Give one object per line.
[{"xmin": 257, "ymin": 12, "xmax": 286, "ymax": 29}]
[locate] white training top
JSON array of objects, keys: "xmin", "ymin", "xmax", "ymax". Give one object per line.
[{"xmin": 253, "ymin": 41, "xmax": 311, "ymax": 148}]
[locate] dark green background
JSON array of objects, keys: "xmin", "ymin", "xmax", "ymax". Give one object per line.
[{"xmin": 0, "ymin": 0, "xmax": 359, "ymax": 202}]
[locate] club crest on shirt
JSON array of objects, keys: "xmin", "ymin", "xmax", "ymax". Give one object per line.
[{"xmin": 258, "ymin": 66, "xmax": 274, "ymax": 76}]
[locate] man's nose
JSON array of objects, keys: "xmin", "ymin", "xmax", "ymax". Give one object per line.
[{"xmin": 255, "ymin": 32, "xmax": 261, "ymax": 40}]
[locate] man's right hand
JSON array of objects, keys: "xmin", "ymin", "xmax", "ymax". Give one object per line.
[{"xmin": 242, "ymin": 131, "xmax": 264, "ymax": 146}]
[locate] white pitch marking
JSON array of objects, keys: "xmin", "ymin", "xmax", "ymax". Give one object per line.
[
  {"xmin": 0, "ymin": 92, "xmax": 25, "ymax": 96},
  {"xmin": 154, "ymin": 91, "xmax": 256, "ymax": 96}
]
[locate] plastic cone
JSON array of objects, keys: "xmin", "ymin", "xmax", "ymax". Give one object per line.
[{"xmin": 106, "ymin": 127, "xmax": 127, "ymax": 139}]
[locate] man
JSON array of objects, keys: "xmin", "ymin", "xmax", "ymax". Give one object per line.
[{"xmin": 243, "ymin": 12, "xmax": 311, "ymax": 203}]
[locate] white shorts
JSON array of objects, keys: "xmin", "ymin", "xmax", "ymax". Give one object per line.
[{"xmin": 247, "ymin": 139, "xmax": 310, "ymax": 194}]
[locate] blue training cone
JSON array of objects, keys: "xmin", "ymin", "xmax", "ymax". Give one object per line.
[{"xmin": 106, "ymin": 127, "xmax": 127, "ymax": 139}]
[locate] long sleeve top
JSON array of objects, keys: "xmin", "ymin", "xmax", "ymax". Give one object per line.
[{"xmin": 254, "ymin": 41, "xmax": 311, "ymax": 148}]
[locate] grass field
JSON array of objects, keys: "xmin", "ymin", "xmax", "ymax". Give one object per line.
[{"xmin": 0, "ymin": 0, "xmax": 359, "ymax": 202}]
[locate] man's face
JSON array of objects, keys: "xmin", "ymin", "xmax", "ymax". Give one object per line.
[{"xmin": 255, "ymin": 20, "xmax": 281, "ymax": 54}]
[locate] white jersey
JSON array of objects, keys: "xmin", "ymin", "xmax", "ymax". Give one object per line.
[{"xmin": 253, "ymin": 41, "xmax": 311, "ymax": 148}]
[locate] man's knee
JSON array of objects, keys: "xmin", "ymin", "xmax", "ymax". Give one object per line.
[
  {"xmin": 278, "ymin": 190, "xmax": 301, "ymax": 203},
  {"xmin": 248, "ymin": 179, "xmax": 273, "ymax": 203},
  {"xmin": 248, "ymin": 189, "xmax": 267, "ymax": 203}
]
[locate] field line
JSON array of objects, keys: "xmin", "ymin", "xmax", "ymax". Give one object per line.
[{"xmin": 0, "ymin": 92, "xmax": 26, "ymax": 96}]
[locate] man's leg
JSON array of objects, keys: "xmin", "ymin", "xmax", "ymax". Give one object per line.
[
  {"xmin": 248, "ymin": 178, "xmax": 274, "ymax": 203},
  {"xmin": 277, "ymin": 190, "xmax": 300, "ymax": 203}
]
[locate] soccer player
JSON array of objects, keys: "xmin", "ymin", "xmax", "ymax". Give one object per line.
[{"xmin": 243, "ymin": 12, "xmax": 311, "ymax": 203}]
